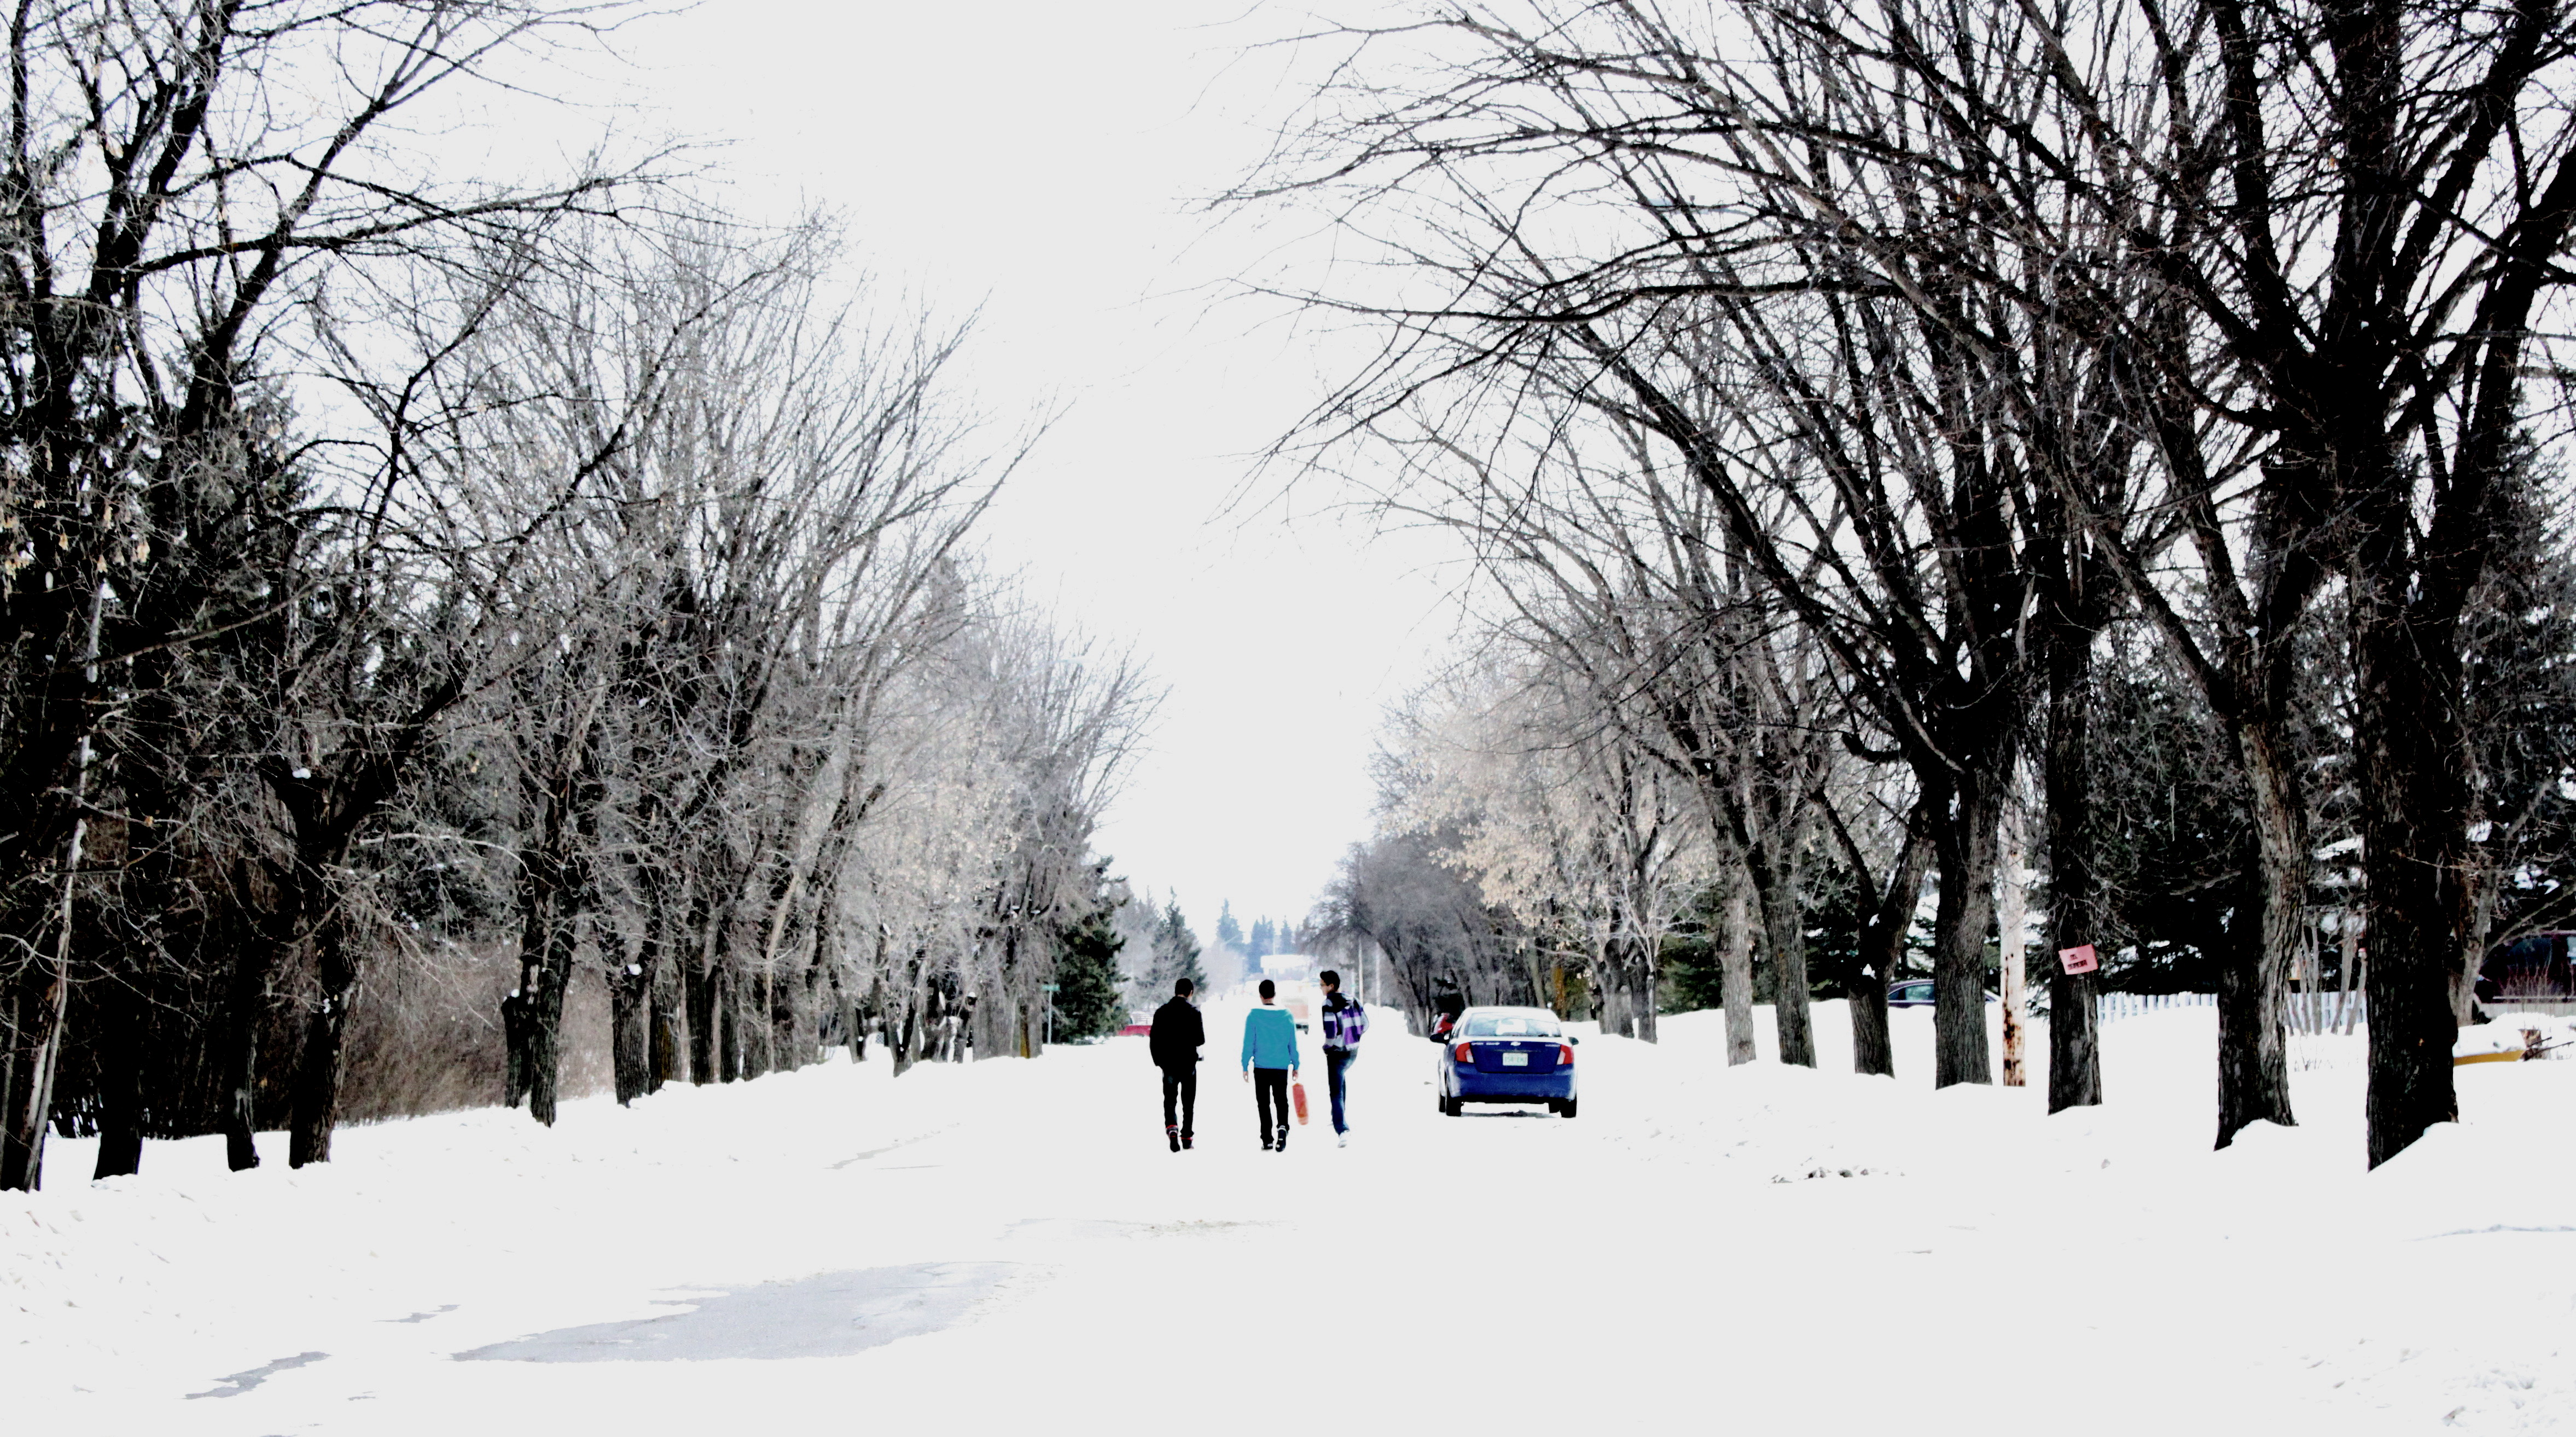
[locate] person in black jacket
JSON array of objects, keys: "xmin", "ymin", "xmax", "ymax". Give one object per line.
[
  {"xmin": 1148, "ymin": 979, "xmax": 1205, "ymax": 1151},
  {"xmin": 1428, "ymin": 991, "xmax": 1466, "ymax": 1043}
]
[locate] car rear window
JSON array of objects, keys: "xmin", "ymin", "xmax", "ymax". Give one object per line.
[{"xmin": 1463, "ymin": 1014, "xmax": 1562, "ymax": 1038}]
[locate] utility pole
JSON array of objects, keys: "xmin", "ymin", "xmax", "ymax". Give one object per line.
[{"xmin": 1997, "ymin": 767, "xmax": 2028, "ymax": 1087}]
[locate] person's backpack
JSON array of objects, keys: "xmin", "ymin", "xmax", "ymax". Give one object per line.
[{"xmin": 1331, "ymin": 997, "xmax": 1368, "ymax": 1050}]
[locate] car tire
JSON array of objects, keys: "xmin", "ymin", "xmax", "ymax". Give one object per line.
[
  {"xmin": 1442, "ymin": 1094, "xmax": 1463, "ymax": 1118},
  {"xmin": 1559, "ymin": 1098, "xmax": 1577, "ymax": 1119}
]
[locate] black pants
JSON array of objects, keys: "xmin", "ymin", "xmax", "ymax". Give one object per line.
[
  {"xmin": 1252, "ymin": 1067, "xmax": 1290, "ymax": 1143},
  {"xmin": 1160, "ymin": 1064, "xmax": 1196, "ymax": 1138},
  {"xmin": 1325, "ymin": 1047, "xmax": 1352, "ymax": 1133}
]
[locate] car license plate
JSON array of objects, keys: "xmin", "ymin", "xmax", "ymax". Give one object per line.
[{"xmin": 1502, "ymin": 1051, "xmax": 1528, "ymax": 1067}]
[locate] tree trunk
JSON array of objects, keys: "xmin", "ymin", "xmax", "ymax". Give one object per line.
[
  {"xmin": 90, "ymin": 972, "xmax": 147, "ymax": 1180},
  {"xmin": 504, "ymin": 845, "xmax": 581, "ymax": 1125},
  {"xmin": 623, "ymin": 865, "xmax": 677, "ymax": 1101},
  {"xmin": 777, "ymin": 961, "xmax": 807, "ymax": 1071},
  {"xmin": 1757, "ymin": 842, "xmax": 1812, "ymax": 1066},
  {"xmin": 718, "ymin": 959, "xmax": 743, "ymax": 1082},
  {"xmin": 2045, "ymin": 636, "xmax": 2102, "ymax": 1111},
  {"xmin": 652, "ymin": 987, "xmax": 679, "ymax": 1091},
  {"xmin": 1632, "ymin": 932, "xmax": 1659, "ymax": 1043},
  {"xmin": 829, "ymin": 967, "xmax": 863, "ymax": 1062},
  {"xmin": 96, "ymin": 680, "xmax": 191, "ymax": 1183},
  {"xmin": 288, "ymin": 917, "xmax": 358, "ymax": 1166},
  {"xmin": 1929, "ymin": 771, "xmax": 2001, "ymax": 1087},
  {"xmin": 610, "ymin": 959, "xmax": 652, "ymax": 1105},
  {"xmin": 736, "ymin": 968, "xmax": 762, "ymax": 1081},
  {"xmin": 0, "ymin": 963, "xmax": 69, "ymax": 1191},
  {"xmin": 0, "ymin": 575, "xmax": 104, "ymax": 1194},
  {"xmin": 2453, "ymin": 846, "xmax": 2502, "ymax": 1023},
  {"xmin": 2217, "ymin": 724, "xmax": 2302, "ymax": 1144},
  {"xmin": 685, "ymin": 954, "xmax": 718, "ymax": 1086},
  {"xmin": 1850, "ymin": 813, "xmax": 1933, "ymax": 1079},
  {"xmin": 1996, "ymin": 787, "xmax": 2028, "ymax": 1089},
  {"xmin": 889, "ymin": 988, "xmax": 917, "ymax": 1076},
  {"xmin": 684, "ymin": 881, "xmax": 720, "ymax": 1085},
  {"xmin": 1594, "ymin": 942, "xmax": 1627, "ymax": 1039},
  {"xmin": 1719, "ymin": 887, "xmax": 1755, "ymax": 1064},
  {"xmin": 793, "ymin": 964, "xmax": 815, "ymax": 1067},
  {"xmin": 525, "ymin": 926, "xmax": 577, "ymax": 1128},
  {"xmin": 501, "ymin": 986, "xmax": 529, "ymax": 1109},
  {"xmin": 973, "ymin": 958, "xmax": 1010, "ymax": 1060},
  {"xmin": 215, "ymin": 935, "xmax": 274, "ymax": 1172},
  {"xmin": 2353, "ymin": 575, "xmax": 2468, "ymax": 1168}
]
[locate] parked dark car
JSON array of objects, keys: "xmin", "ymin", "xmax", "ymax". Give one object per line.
[
  {"xmin": 1887, "ymin": 981, "xmax": 1999, "ymax": 1009},
  {"xmin": 1438, "ymin": 1006, "xmax": 1578, "ymax": 1117}
]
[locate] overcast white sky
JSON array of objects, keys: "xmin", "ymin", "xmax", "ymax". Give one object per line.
[{"xmin": 594, "ymin": 2, "xmax": 1461, "ymax": 930}]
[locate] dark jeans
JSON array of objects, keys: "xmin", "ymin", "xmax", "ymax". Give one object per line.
[
  {"xmin": 1252, "ymin": 1067, "xmax": 1290, "ymax": 1143},
  {"xmin": 1325, "ymin": 1047, "xmax": 1353, "ymax": 1133},
  {"xmin": 1160, "ymin": 1064, "xmax": 1196, "ymax": 1138}
]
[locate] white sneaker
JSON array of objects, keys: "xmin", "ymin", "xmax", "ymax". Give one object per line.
[{"xmin": 1336, "ymin": 1133, "xmax": 1348, "ymax": 1148}]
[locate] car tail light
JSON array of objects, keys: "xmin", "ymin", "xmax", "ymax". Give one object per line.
[
  {"xmin": 1454, "ymin": 1041, "xmax": 1475, "ymax": 1065},
  {"xmin": 1559, "ymin": 1043, "xmax": 1575, "ymax": 1068}
]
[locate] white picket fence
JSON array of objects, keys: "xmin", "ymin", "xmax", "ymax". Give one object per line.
[
  {"xmin": 2092, "ymin": 990, "xmax": 2369, "ymax": 1033},
  {"xmin": 2095, "ymin": 991, "xmax": 2216, "ymax": 1026},
  {"xmin": 2286, "ymin": 990, "xmax": 2368, "ymax": 1033}
]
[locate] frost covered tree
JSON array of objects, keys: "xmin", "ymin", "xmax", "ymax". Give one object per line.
[
  {"xmin": 1383, "ymin": 647, "xmax": 1713, "ymax": 1041},
  {"xmin": 0, "ymin": 4, "xmax": 1166, "ymax": 1188}
]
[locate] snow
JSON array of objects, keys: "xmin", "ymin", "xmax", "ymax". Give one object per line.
[{"xmin": 6, "ymin": 997, "xmax": 2572, "ymax": 1434}]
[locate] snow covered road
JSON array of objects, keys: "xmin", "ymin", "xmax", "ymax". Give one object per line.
[{"xmin": 8, "ymin": 1000, "xmax": 2572, "ymax": 1434}]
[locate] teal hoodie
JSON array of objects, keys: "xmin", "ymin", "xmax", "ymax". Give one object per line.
[{"xmin": 1241, "ymin": 1005, "xmax": 1300, "ymax": 1072}]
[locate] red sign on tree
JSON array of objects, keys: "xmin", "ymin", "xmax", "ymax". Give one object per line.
[{"xmin": 2058, "ymin": 943, "xmax": 2100, "ymax": 975}]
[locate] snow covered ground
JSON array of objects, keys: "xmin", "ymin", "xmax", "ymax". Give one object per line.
[{"xmin": 7, "ymin": 998, "xmax": 2571, "ymax": 1434}]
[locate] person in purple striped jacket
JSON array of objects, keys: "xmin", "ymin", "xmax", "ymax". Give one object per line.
[{"xmin": 1319, "ymin": 969, "xmax": 1367, "ymax": 1146}]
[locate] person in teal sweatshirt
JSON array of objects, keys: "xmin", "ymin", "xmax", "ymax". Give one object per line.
[{"xmin": 1241, "ymin": 978, "xmax": 1301, "ymax": 1151}]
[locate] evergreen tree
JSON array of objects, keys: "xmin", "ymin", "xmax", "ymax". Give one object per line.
[
  {"xmin": 1053, "ymin": 900, "xmax": 1129, "ymax": 1042},
  {"xmin": 1152, "ymin": 899, "xmax": 1205, "ymax": 992},
  {"xmin": 1214, "ymin": 900, "xmax": 1245, "ymax": 956}
]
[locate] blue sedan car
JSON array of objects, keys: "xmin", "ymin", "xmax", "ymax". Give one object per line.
[{"xmin": 1438, "ymin": 1006, "xmax": 1578, "ymax": 1118}]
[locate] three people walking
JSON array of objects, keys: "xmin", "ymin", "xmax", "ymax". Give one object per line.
[
  {"xmin": 1149, "ymin": 975, "xmax": 1365, "ymax": 1153},
  {"xmin": 1241, "ymin": 979, "xmax": 1300, "ymax": 1151},
  {"xmin": 1148, "ymin": 978, "xmax": 1203, "ymax": 1151}
]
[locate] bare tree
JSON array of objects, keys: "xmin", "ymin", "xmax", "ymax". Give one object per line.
[
  {"xmin": 0, "ymin": 0, "xmax": 654, "ymax": 1189},
  {"xmin": 1710, "ymin": 0, "xmax": 2576, "ymax": 1160}
]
